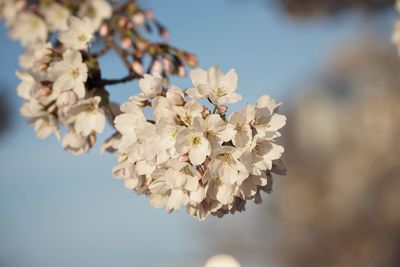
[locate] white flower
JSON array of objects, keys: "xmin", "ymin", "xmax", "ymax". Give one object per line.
[
  {"xmin": 56, "ymin": 91, "xmax": 78, "ymax": 112},
  {"xmin": 40, "ymin": 3, "xmax": 71, "ymax": 31},
  {"xmin": 78, "ymin": 0, "xmax": 112, "ymax": 30},
  {"xmin": 19, "ymin": 41, "xmax": 52, "ymax": 73},
  {"xmin": 138, "ymin": 73, "xmax": 163, "ymax": 99},
  {"xmin": 175, "ymin": 128, "xmax": 211, "ymax": 165},
  {"xmin": 142, "ymin": 119, "xmax": 181, "ymax": 163},
  {"xmin": 240, "ymin": 134, "xmax": 284, "ymax": 174},
  {"xmin": 166, "ymin": 85, "xmax": 185, "ymax": 105},
  {"xmin": 114, "ymin": 101, "xmax": 148, "ymax": 151},
  {"xmin": 62, "ymin": 130, "xmax": 89, "ymax": 155},
  {"xmin": 209, "ymin": 146, "xmax": 249, "ymax": 185},
  {"xmin": 152, "ymin": 96, "xmax": 178, "ymax": 122},
  {"xmin": 174, "ymin": 100, "xmax": 203, "ymax": 126},
  {"xmin": 228, "ymin": 104, "xmax": 255, "ymax": 148},
  {"xmin": 48, "ymin": 49, "xmax": 88, "ymax": 98},
  {"xmin": 192, "ymin": 115, "xmax": 234, "ymax": 149},
  {"xmin": 33, "ymin": 114, "xmax": 60, "ymax": 140},
  {"xmin": 20, "ymin": 100, "xmax": 46, "ymax": 119},
  {"xmin": 253, "ymin": 95, "xmax": 286, "ymax": 138},
  {"xmin": 235, "ymin": 172, "xmax": 269, "ymax": 199},
  {"xmin": 149, "ymin": 161, "xmax": 199, "ymax": 212},
  {"xmin": 113, "ymin": 160, "xmax": 145, "ymax": 191},
  {"xmin": 187, "ymin": 66, "xmax": 242, "ymax": 105},
  {"xmin": 10, "ymin": 12, "xmax": 48, "ymax": 46},
  {"xmin": 16, "ymin": 71, "xmax": 36, "ymax": 100},
  {"xmin": 68, "ymin": 96, "xmax": 106, "ymax": 136},
  {"xmin": 100, "ymin": 133, "xmax": 121, "ymax": 153},
  {"xmin": 58, "ymin": 16, "xmax": 94, "ymax": 50},
  {"xmin": 0, "ymin": 0, "xmax": 20, "ymax": 26}
]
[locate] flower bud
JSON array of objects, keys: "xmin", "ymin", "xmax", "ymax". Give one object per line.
[
  {"xmin": 183, "ymin": 53, "xmax": 198, "ymax": 68},
  {"xmin": 132, "ymin": 13, "xmax": 145, "ymax": 26},
  {"xmin": 145, "ymin": 10, "xmax": 154, "ymax": 20},
  {"xmin": 121, "ymin": 38, "xmax": 132, "ymax": 49},
  {"xmin": 118, "ymin": 16, "xmax": 128, "ymax": 28},
  {"xmin": 131, "ymin": 61, "xmax": 144, "ymax": 75},
  {"xmin": 219, "ymin": 105, "xmax": 228, "ymax": 113},
  {"xmin": 202, "ymin": 107, "xmax": 211, "ymax": 118},
  {"xmin": 87, "ymin": 132, "xmax": 96, "ymax": 149},
  {"xmin": 151, "ymin": 60, "xmax": 163, "ymax": 75},
  {"xmin": 99, "ymin": 24, "xmax": 109, "ymax": 37},
  {"xmin": 162, "ymin": 57, "xmax": 171, "ymax": 73},
  {"xmin": 178, "ymin": 66, "xmax": 186, "ymax": 77}
]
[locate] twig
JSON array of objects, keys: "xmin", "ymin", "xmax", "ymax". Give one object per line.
[
  {"xmin": 92, "ymin": 42, "xmax": 111, "ymax": 58},
  {"xmin": 100, "ymin": 73, "xmax": 141, "ymax": 86}
]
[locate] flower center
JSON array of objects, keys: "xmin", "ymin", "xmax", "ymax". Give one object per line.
[
  {"xmin": 222, "ymin": 153, "xmax": 235, "ymax": 165},
  {"xmin": 88, "ymin": 104, "xmax": 97, "ymax": 112},
  {"xmin": 190, "ymin": 135, "xmax": 202, "ymax": 147},
  {"xmin": 214, "ymin": 86, "xmax": 228, "ymax": 97},
  {"xmin": 78, "ymin": 34, "xmax": 88, "ymax": 42},
  {"xmin": 235, "ymin": 123, "xmax": 244, "ymax": 132},
  {"xmin": 169, "ymin": 126, "xmax": 178, "ymax": 139},
  {"xmin": 181, "ymin": 112, "xmax": 192, "ymax": 126},
  {"xmin": 70, "ymin": 68, "xmax": 80, "ymax": 79}
]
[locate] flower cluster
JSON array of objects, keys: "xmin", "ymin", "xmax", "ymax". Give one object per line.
[
  {"xmin": 7, "ymin": 0, "xmax": 197, "ymax": 154},
  {"xmin": 3, "ymin": 0, "xmax": 287, "ymax": 220},
  {"xmin": 16, "ymin": 16, "xmax": 107, "ymax": 154},
  {"xmin": 113, "ymin": 66, "xmax": 286, "ymax": 220},
  {"xmin": 1, "ymin": 0, "xmax": 112, "ymax": 45}
]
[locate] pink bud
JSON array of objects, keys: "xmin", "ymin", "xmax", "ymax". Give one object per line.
[
  {"xmin": 87, "ymin": 132, "xmax": 96, "ymax": 148},
  {"xmin": 132, "ymin": 13, "xmax": 145, "ymax": 26},
  {"xmin": 202, "ymin": 108, "xmax": 211, "ymax": 118},
  {"xmin": 183, "ymin": 53, "xmax": 198, "ymax": 68},
  {"xmin": 162, "ymin": 57, "xmax": 171, "ymax": 72},
  {"xmin": 131, "ymin": 61, "xmax": 144, "ymax": 75},
  {"xmin": 99, "ymin": 24, "xmax": 109, "ymax": 37},
  {"xmin": 145, "ymin": 10, "xmax": 154, "ymax": 20},
  {"xmin": 178, "ymin": 66, "xmax": 186, "ymax": 77},
  {"xmin": 118, "ymin": 16, "xmax": 128, "ymax": 28},
  {"xmin": 151, "ymin": 60, "xmax": 163, "ymax": 75},
  {"xmin": 121, "ymin": 38, "xmax": 132, "ymax": 49},
  {"xmin": 219, "ymin": 105, "xmax": 228, "ymax": 113}
]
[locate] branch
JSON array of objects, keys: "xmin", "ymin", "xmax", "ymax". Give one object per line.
[
  {"xmin": 99, "ymin": 73, "xmax": 141, "ymax": 86},
  {"xmin": 92, "ymin": 42, "xmax": 111, "ymax": 58}
]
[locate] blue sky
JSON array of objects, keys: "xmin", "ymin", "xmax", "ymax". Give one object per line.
[{"xmin": 0, "ymin": 1, "xmax": 394, "ymax": 267}]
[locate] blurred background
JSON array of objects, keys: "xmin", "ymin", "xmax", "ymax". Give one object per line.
[{"xmin": 0, "ymin": 0, "xmax": 399, "ymax": 266}]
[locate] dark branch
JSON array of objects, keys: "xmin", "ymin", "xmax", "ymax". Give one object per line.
[{"xmin": 99, "ymin": 73, "xmax": 141, "ymax": 86}]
